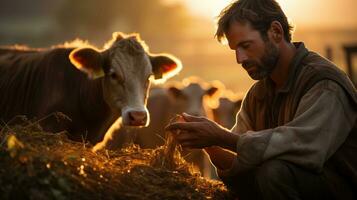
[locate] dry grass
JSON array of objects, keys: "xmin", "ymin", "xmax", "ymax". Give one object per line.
[{"xmin": 0, "ymin": 117, "xmax": 233, "ymax": 200}]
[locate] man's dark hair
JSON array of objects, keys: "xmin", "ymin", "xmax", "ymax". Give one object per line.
[{"xmin": 215, "ymin": 0, "xmax": 293, "ymax": 43}]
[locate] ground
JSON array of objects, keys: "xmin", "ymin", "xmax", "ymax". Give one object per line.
[{"xmin": 0, "ymin": 116, "xmax": 233, "ymax": 200}]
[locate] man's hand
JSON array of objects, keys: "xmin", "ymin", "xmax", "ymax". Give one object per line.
[{"xmin": 165, "ymin": 113, "xmax": 238, "ymax": 151}]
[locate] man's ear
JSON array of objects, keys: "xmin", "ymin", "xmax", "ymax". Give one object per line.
[
  {"xmin": 269, "ymin": 21, "xmax": 284, "ymax": 42},
  {"xmin": 69, "ymin": 48, "xmax": 105, "ymax": 79},
  {"xmin": 149, "ymin": 54, "xmax": 182, "ymax": 81}
]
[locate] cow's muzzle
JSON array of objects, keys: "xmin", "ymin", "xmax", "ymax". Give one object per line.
[
  {"xmin": 128, "ymin": 110, "xmax": 148, "ymax": 126},
  {"xmin": 122, "ymin": 108, "xmax": 149, "ymax": 127}
]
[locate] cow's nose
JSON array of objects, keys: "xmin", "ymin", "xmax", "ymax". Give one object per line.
[{"xmin": 128, "ymin": 111, "xmax": 148, "ymax": 126}]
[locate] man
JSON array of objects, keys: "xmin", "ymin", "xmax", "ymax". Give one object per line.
[{"xmin": 165, "ymin": 0, "xmax": 357, "ymax": 199}]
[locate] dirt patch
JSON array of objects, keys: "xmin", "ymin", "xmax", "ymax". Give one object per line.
[{"xmin": 0, "ymin": 119, "xmax": 233, "ymax": 200}]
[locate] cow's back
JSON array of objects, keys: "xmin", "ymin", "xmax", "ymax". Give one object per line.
[
  {"xmin": 0, "ymin": 47, "xmax": 111, "ymax": 142},
  {"xmin": 0, "ymin": 48, "xmax": 52, "ymax": 121}
]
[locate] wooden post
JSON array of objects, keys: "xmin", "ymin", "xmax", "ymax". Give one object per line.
[
  {"xmin": 343, "ymin": 45, "xmax": 357, "ymax": 87},
  {"xmin": 325, "ymin": 45, "xmax": 333, "ymax": 61}
]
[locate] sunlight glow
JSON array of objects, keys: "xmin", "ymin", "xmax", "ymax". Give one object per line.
[
  {"xmin": 180, "ymin": 0, "xmax": 357, "ymax": 29},
  {"xmin": 182, "ymin": 0, "xmax": 233, "ymax": 18}
]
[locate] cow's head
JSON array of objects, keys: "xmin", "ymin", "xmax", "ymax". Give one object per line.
[
  {"xmin": 212, "ymin": 97, "xmax": 242, "ymax": 129},
  {"xmin": 167, "ymin": 77, "xmax": 220, "ymax": 117},
  {"xmin": 69, "ymin": 32, "xmax": 182, "ymax": 127}
]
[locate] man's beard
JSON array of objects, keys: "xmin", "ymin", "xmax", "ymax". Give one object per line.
[{"xmin": 243, "ymin": 41, "xmax": 279, "ymax": 80}]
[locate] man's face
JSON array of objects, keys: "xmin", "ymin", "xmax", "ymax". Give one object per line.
[{"xmin": 226, "ymin": 21, "xmax": 280, "ymax": 80}]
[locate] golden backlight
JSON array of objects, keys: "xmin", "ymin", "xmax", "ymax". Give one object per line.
[
  {"xmin": 163, "ymin": 0, "xmax": 357, "ymax": 94},
  {"xmin": 180, "ymin": 0, "xmax": 357, "ymax": 29}
]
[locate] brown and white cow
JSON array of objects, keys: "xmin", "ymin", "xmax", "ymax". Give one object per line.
[
  {"xmin": 0, "ymin": 32, "xmax": 181, "ymax": 144},
  {"xmin": 142, "ymin": 80, "xmax": 219, "ymax": 144},
  {"xmin": 212, "ymin": 95, "xmax": 242, "ymax": 129}
]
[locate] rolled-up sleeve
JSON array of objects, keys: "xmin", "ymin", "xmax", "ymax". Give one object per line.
[{"xmin": 219, "ymin": 80, "xmax": 357, "ymax": 179}]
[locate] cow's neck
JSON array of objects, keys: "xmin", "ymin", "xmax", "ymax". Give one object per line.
[{"xmin": 78, "ymin": 78, "xmax": 117, "ymax": 143}]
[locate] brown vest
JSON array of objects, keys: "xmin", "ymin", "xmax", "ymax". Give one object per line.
[{"xmin": 246, "ymin": 43, "xmax": 357, "ymax": 188}]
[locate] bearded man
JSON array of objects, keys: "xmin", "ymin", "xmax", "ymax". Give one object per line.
[{"xmin": 166, "ymin": 0, "xmax": 357, "ymax": 199}]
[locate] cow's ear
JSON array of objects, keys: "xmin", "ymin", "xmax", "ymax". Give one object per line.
[
  {"xmin": 150, "ymin": 54, "xmax": 182, "ymax": 81},
  {"xmin": 205, "ymin": 86, "xmax": 219, "ymax": 97},
  {"xmin": 69, "ymin": 48, "xmax": 105, "ymax": 79},
  {"xmin": 235, "ymin": 99, "xmax": 243, "ymax": 109},
  {"xmin": 168, "ymin": 86, "xmax": 183, "ymax": 98}
]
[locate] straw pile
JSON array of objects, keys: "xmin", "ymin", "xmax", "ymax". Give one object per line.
[{"xmin": 0, "ymin": 116, "xmax": 233, "ymax": 200}]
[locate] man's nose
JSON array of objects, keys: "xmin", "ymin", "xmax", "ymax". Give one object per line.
[{"xmin": 235, "ymin": 49, "xmax": 247, "ymax": 64}]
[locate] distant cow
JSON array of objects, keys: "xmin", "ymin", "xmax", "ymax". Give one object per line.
[
  {"xmin": 212, "ymin": 95, "xmax": 242, "ymax": 129},
  {"xmin": 0, "ymin": 32, "xmax": 181, "ymax": 144},
  {"xmin": 135, "ymin": 79, "xmax": 219, "ymax": 148},
  {"xmin": 97, "ymin": 77, "xmax": 220, "ymax": 177}
]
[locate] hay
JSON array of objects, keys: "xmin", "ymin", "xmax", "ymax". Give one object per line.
[{"xmin": 0, "ymin": 119, "xmax": 233, "ymax": 200}]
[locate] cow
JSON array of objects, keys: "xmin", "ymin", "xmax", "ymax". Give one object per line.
[
  {"xmin": 212, "ymin": 94, "xmax": 242, "ymax": 129},
  {"xmin": 136, "ymin": 78, "xmax": 221, "ymax": 149},
  {"xmin": 96, "ymin": 77, "xmax": 221, "ymax": 178},
  {"xmin": 0, "ymin": 32, "xmax": 182, "ymax": 144}
]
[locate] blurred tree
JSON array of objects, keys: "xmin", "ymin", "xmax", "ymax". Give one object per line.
[{"xmin": 55, "ymin": 0, "xmax": 191, "ymax": 45}]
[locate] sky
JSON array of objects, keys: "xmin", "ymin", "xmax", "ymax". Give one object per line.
[{"xmin": 178, "ymin": 0, "xmax": 357, "ymax": 29}]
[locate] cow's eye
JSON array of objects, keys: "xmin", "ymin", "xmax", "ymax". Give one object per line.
[
  {"xmin": 108, "ymin": 68, "xmax": 125, "ymax": 83},
  {"xmin": 108, "ymin": 68, "xmax": 119, "ymax": 80},
  {"xmin": 110, "ymin": 72, "xmax": 118, "ymax": 79}
]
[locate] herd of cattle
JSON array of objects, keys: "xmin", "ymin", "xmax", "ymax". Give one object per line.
[{"xmin": 0, "ymin": 32, "xmax": 242, "ymax": 179}]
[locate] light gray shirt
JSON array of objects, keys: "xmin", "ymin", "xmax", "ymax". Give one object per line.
[{"xmin": 227, "ymin": 80, "xmax": 357, "ymax": 174}]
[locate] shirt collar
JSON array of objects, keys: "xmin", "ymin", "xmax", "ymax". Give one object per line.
[{"xmin": 277, "ymin": 42, "xmax": 309, "ymax": 93}]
